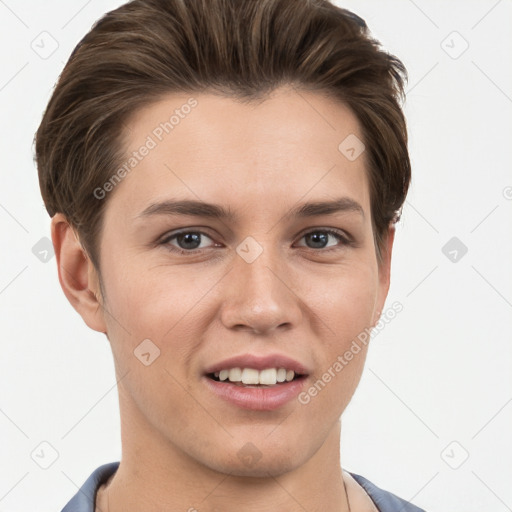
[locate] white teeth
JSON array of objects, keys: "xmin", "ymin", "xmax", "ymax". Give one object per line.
[
  {"xmin": 213, "ymin": 367, "xmax": 297, "ymax": 385},
  {"xmin": 241, "ymin": 368, "xmax": 260, "ymax": 385},
  {"xmin": 228, "ymin": 367, "xmax": 242, "ymax": 382},
  {"xmin": 259, "ymin": 368, "xmax": 277, "ymax": 385}
]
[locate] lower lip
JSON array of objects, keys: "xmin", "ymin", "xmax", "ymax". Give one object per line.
[{"xmin": 203, "ymin": 376, "xmax": 307, "ymax": 411}]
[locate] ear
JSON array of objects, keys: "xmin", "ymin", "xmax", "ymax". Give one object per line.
[
  {"xmin": 371, "ymin": 224, "xmax": 395, "ymax": 327},
  {"xmin": 51, "ymin": 213, "xmax": 107, "ymax": 334}
]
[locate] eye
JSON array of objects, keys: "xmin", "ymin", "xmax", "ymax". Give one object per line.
[
  {"xmin": 295, "ymin": 229, "xmax": 352, "ymax": 251},
  {"xmin": 160, "ymin": 230, "xmax": 218, "ymax": 254},
  {"xmin": 158, "ymin": 227, "xmax": 353, "ymax": 256}
]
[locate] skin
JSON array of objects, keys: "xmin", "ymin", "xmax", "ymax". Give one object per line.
[{"xmin": 52, "ymin": 86, "xmax": 393, "ymax": 512}]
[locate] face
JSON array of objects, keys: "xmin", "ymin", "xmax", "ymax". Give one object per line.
[{"xmin": 86, "ymin": 86, "xmax": 392, "ymax": 477}]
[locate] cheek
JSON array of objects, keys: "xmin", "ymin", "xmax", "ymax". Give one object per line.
[
  {"xmin": 100, "ymin": 259, "xmax": 207, "ymax": 431},
  {"xmin": 101, "ymin": 256, "xmax": 195, "ymax": 333},
  {"xmin": 298, "ymin": 274, "xmax": 376, "ymax": 420},
  {"xmin": 100, "ymin": 258, "xmax": 217, "ymax": 377},
  {"xmin": 305, "ymin": 262, "xmax": 378, "ymax": 344}
]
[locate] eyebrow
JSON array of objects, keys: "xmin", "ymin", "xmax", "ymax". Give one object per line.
[{"xmin": 136, "ymin": 196, "xmax": 365, "ymax": 221}]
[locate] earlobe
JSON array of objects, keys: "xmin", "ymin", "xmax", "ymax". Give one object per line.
[{"xmin": 51, "ymin": 213, "xmax": 107, "ymax": 334}]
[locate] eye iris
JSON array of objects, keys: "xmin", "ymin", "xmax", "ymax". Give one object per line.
[
  {"xmin": 171, "ymin": 231, "xmax": 337, "ymax": 251},
  {"xmin": 306, "ymin": 231, "xmax": 329, "ymax": 249},
  {"xmin": 177, "ymin": 232, "xmax": 202, "ymax": 250}
]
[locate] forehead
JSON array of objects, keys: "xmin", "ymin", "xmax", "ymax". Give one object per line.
[{"xmin": 110, "ymin": 87, "xmax": 370, "ymax": 220}]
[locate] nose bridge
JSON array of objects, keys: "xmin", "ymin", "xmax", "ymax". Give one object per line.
[{"xmin": 220, "ymin": 237, "xmax": 301, "ymax": 333}]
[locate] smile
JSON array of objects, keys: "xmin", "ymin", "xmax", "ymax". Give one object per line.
[
  {"xmin": 203, "ymin": 353, "xmax": 310, "ymax": 410},
  {"xmin": 208, "ymin": 367, "xmax": 299, "ymax": 386}
]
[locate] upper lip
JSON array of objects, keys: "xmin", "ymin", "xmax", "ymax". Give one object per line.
[{"xmin": 204, "ymin": 353, "xmax": 310, "ymax": 376}]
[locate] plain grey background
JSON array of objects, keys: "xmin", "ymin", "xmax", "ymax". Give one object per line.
[{"xmin": 0, "ymin": 1, "xmax": 511, "ymax": 511}]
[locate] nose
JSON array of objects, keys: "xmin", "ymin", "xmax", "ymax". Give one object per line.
[{"xmin": 219, "ymin": 244, "xmax": 303, "ymax": 335}]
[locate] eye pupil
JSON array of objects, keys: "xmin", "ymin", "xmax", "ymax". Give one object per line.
[
  {"xmin": 165, "ymin": 229, "xmax": 344, "ymax": 254},
  {"xmin": 306, "ymin": 232, "xmax": 328, "ymax": 248},
  {"xmin": 177, "ymin": 232, "xmax": 202, "ymax": 249}
]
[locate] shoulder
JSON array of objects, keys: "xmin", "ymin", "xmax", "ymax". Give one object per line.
[
  {"xmin": 61, "ymin": 462, "xmax": 120, "ymax": 512},
  {"xmin": 347, "ymin": 471, "xmax": 427, "ymax": 512}
]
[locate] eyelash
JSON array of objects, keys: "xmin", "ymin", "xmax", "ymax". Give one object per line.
[{"xmin": 159, "ymin": 228, "xmax": 354, "ymax": 256}]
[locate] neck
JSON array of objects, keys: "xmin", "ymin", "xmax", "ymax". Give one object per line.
[{"xmin": 98, "ymin": 388, "xmax": 351, "ymax": 512}]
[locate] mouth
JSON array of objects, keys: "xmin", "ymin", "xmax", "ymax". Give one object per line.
[
  {"xmin": 202, "ymin": 354, "xmax": 310, "ymax": 411},
  {"xmin": 206, "ymin": 367, "xmax": 307, "ymax": 387}
]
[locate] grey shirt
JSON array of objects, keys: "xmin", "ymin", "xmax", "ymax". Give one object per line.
[{"xmin": 61, "ymin": 461, "xmax": 426, "ymax": 512}]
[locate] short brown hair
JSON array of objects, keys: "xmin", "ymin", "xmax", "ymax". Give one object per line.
[{"xmin": 34, "ymin": 0, "xmax": 410, "ymax": 271}]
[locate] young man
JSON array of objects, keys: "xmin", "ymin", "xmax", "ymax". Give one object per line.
[{"xmin": 35, "ymin": 0, "xmax": 424, "ymax": 510}]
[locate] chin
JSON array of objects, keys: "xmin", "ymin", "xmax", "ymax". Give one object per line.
[
  {"xmin": 197, "ymin": 434, "xmax": 314, "ymax": 478},
  {"xmin": 207, "ymin": 452, "xmax": 304, "ymax": 478}
]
